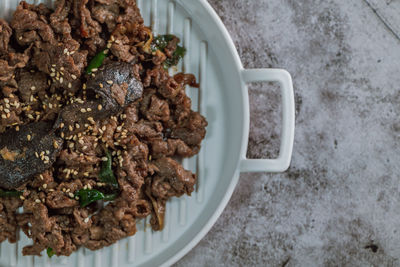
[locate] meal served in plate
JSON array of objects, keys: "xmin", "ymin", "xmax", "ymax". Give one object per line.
[{"xmin": 0, "ymin": 0, "xmax": 207, "ymax": 257}]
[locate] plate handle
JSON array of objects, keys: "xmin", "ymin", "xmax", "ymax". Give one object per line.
[{"xmin": 240, "ymin": 69, "xmax": 295, "ymax": 173}]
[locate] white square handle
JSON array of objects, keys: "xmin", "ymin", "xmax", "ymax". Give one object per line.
[{"xmin": 240, "ymin": 69, "xmax": 295, "ymax": 173}]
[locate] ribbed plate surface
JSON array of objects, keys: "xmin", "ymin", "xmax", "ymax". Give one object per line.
[{"xmin": 0, "ymin": 0, "xmax": 234, "ymax": 267}]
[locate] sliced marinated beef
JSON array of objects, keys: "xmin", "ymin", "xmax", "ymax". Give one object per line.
[
  {"xmin": 17, "ymin": 70, "xmax": 49, "ymax": 103},
  {"xmin": 152, "ymin": 157, "xmax": 196, "ymax": 198},
  {"xmin": 171, "ymin": 111, "xmax": 208, "ymax": 146},
  {"xmin": 11, "ymin": 2, "xmax": 54, "ymax": 46},
  {"xmin": 0, "ymin": 20, "xmax": 12, "ymax": 55}
]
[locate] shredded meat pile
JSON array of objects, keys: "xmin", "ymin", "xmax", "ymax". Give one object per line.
[{"xmin": 0, "ymin": 0, "xmax": 207, "ymax": 256}]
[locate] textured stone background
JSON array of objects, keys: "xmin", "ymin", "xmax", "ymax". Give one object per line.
[{"xmin": 175, "ymin": 0, "xmax": 400, "ymax": 266}]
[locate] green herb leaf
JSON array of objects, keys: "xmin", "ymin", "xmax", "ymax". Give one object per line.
[
  {"xmin": 99, "ymin": 151, "xmax": 118, "ymax": 189},
  {"xmin": 86, "ymin": 50, "xmax": 107, "ymax": 74},
  {"xmin": 0, "ymin": 189, "xmax": 22, "ymax": 198},
  {"xmin": 151, "ymin": 34, "xmax": 175, "ymax": 52},
  {"xmin": 75, "ymin": 189, "xmax": 117, "ymax": 207},
  {"xmin": 47, "ymin": 247, "xmax": 55, "ymax": 258},
  {"xmin": 151, "ymin": 35, "xmax": 186, "ymax": 69},
  {"xmin": 163, "ymin": 45, "xmax": 186, "ymax": 69}
]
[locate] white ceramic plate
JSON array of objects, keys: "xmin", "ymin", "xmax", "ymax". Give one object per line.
[{"xmin": 0, "ymin": 0, "xmax": 295, "ymax": 266}]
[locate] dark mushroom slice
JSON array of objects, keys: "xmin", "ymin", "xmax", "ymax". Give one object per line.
[
  {"xmin": 0, "ymin": 122, "xmax": 63, "ymax": 190},
  {"xmin": 55, "ymin": 100, "xmax": 115, "ymax": 136},
  {"xmin": 86, "ymin": 61, "xmax": 143, "ymax": 109}
]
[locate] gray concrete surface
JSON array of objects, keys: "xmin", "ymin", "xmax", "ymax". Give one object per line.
[{"xmin": 175, "ymin": 0, "xmax": 400, "ymax": 266}]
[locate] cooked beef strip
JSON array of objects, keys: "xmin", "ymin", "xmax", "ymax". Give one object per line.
[{"xmin": 0, "ymin": 19, "xmax": 12, "ymax": 56}]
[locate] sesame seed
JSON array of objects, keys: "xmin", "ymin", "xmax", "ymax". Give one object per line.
[
  {"xmin": 35, "ymin": 152, "xmax": 39, "ymax": 158},
  {"xmin": 104, "ymin": 49, "xmax": 109, "ymax": 54},
  {"xmin": 115, "ymin": 39, "xmax": 120, "ymax": 44},
  {"xmin": 4, "ymin": 109, "xmax": 10, "ymax": 113},
  {"xmin": 69, "ymin": 143, "xmax": 74, "ymax": 148},
  {"xmin": 51, "ymin": 68, "xmax": 55, "ymax": 72},
  {"xmin": 97, "ymin": 104, "xmax": 102, "ymax": 111},
  {"xmin": 4, "ymin": 99, "xmax": 9, "ymax": 103},
  {"xmin": 75, "ymin": 123, "xmax": 80, "ymax": 129},
  {"xmin": 84, "ymin": 172, "xmax": 89, "ymax": 177},
  {"xmin": 71, "ymin": 74, "xmax": 77, "ymax": 80},
  {"xmin": 101, "ymin": 157, "xmax": 108, "ymax": 161},
  {"xmin": 52, "ymin": 64, "xmax": 56, "ymax": 67},
  {"xmin": 75, "ymin": 196, "xmax": 79, "ymax": 200},
  {"xmin": 5, "ymin": 103, "xmax": 9, "ymax": 109},
  {"xmin": 68, "ymin": 83, "xmax": 72, "ymax": 88},
  {"xmin": 66, "ymin": 188, "xmax": 70, "ymax": 193},
  {"xmin": 19, "ymin": 36, "xmax": 22, "ymax": 40},
  {"xmin": 68, "ymin": 192, "xmax": 74, "ymax": 198},
  {"xmin": 83, "ymin": 83, "xmax": 87, "ymax": 90},
  {"xmin": 50, "ymin": 72, "xmax": 55, "ymax": 77},
  {"xmin": 107, "ymin": 43, "xmax": 112, "ymax": 49},
  {"xmin": 27, "ymin": 134, "xmax": 32, "ymax": 141},
  {"xmin": 1, "ymin": 114, "xmax": 6, "ymax": 119},
  {"xmin": 63, "ymin": 48, "xmax": 68, "ymax": 54},
  {"xmin": 60, "ymin": 122, "xmax": 65, "ymax": 128},
  {"xmin": 49, "ymin": 189, "xmax": 54, "ymax": 192},
  {"xmin": 53, "ymin": 141, "xmax": 59, "ymax": 149},
  {"xmin": 84, "ymin": 218, "xmax": 89, "ymax": 223},
  {"xmin": 28, "ymin": 114, "xmax": 34, "ymax": 119},
  {"xmin": 43, "ymin": 184, "xmax": 47, "ymax": 189},
  {"xmin": 87, "ymin": 184, "xmax": 92, "ymax": 189},
  {"xmin": 40, "ymin": 174, "xmax": 44, "ymax": 180},
  {"xmin": 111, "ymin": 35, "xmax": 115, "ymax": 42},
  {"xmin": 80, "ymin": 108, "xmax": 86, "ymax": 113},
  {"xmin": 78, "ymin": 139, "xmax": 84, "ymax": 145},
  {"xmin": 69, "ymin": 125, "xmax": 74, "ymax": 131},
  {"xmin": 49, "ymin": 103, "xmax": 53, "ymax": 109},
  {"xmin": 70, "ymin": 51, "xmax": 75, "ymax": 55},
  {"xmin": 46, "ymin": 150, "xmax": 50, "ymax": 155},
  {"xmin": 35, "ymin": 199, "xmax": 41, "ymax": 203},
  {"xmin": 44, "ymin": 156, "xmax": 49, "ymax": 161},
  {"xmin": 82, "ymin": 145, "xmax": 88, "ymax": 150},
  {"xmin": 60, "ymin": 77, "xmax": 63, "ymax": 84},
  {"xmin": 19, "ymin": 195, "xmax": 25, "ymax": 200},
  {"xmin": 61, "ymin": 132, "xmax": 65, "ymax": 138},
  {"xmin": 116, "ymin": 126, "xmax": 122, "ymax": 132},
  {"xmin": 99, "ymin": 83, "xmax": 103, "ymax": 88},
  {"xmin": 102, "ymin": 126, "xmax": 107, "ymax": 131},
  {"xmin": 92, "ymin": 68, "xmax": 98, "ymax": 72}
]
